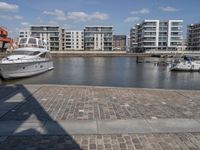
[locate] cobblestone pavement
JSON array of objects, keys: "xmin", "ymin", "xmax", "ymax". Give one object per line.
[
  {"xmin": 1, "ymin": 86, "xmax": 200, "ymax": 121},
  {"xmin": 1, "ymin": 133, "xmax": 200, "ymax": 150},
  {"xmin": 1, "ymin": 85, "xmax": 200, "ymax": 149}
]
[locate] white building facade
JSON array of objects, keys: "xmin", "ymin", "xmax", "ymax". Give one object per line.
[
  {"xmin": 19, "ymin": 29, "xmax": 30, "ymax": 38},
  {"xmin": 29, "ymin": 25, "xmax": 65, "ymax": 51},
  {"xmin": 84, "ymin": 26, "xmax": 113, "ymax": 51},
  {"xmin": 130, "ymin": 27, "xmax": 137, "ymax": 51},
  {"xmin": 65, "ymin": 31, "xmax": 84, "ymax": 50},
  {"xmin": 187, "ymin": 23, "xmax": 200, "ymax": 51},
  {"xmin": 133, "ymin": 20, "xmax": 183, "ymax": 52}
]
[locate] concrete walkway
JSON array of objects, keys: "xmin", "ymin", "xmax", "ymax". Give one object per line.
[{"xmin": 0, "ymin": 119, "xmax": 200, "ymax": 136}]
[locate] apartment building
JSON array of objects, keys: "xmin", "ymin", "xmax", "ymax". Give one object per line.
[
  {"xmin": 30, "ymin": 25, "xmax": 65, "ymax": 51},
  {"xmin": 113, "ymin": 35, "xmax": 126, "ymax": 51},
  {"xmin": 84, "ymin": 26, "xmax": 113, "ymax": 51},
  {"xmin": 19, "ymin": 29, "xmax": 30, "ymax": 38},
  {"xmin": 132, "ymin": 20, "xmax": 183, "ymax": 52},
  {"xmin": 65, "ymin": 30, "xmax": 84, "ymax": 50},
  {"xmin": 127, "ymin": 36, "xmax": 130, "ymax": 49},
  {"xmin": 130, "ymin": 27, "xmax": 138, "ymax": 51},
  {"xmin": 187, "ymin": 23, "xmax": 200, "ymax": 51}
]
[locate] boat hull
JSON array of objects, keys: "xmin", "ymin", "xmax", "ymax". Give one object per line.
[
  {"xmin": 170, "ymin": 63, "xmax": 200, "ymax": 72},
  {"xmin": 171, "ymin": 68, "xmax": 200, "ymax": 71},
  {"xmin": 0, "ymin": 60, "xmax": 54, "ymax": 79}
]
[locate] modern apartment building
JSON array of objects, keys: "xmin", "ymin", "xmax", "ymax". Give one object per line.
[
  {"xmin": 130, "ymin": 27, "xmax": 137, "ymax": 51},
  {"xmin": 65, "ymin": 30, "xmax": 84, "ymax": 50},
  {"xmin": 187, "ymin": 23, "xmax": 200, "ymax": 51},
  {"xmin": 19, "ymin": 29, "xmax": 30, "ymax": 38},
  {"xmin": 127, "ymin": 36, "xmax": 131, "ymax": 51},
  {"xmin": 84, "ymin": 26, "xmax": 113, "ymax": 51},
  {"xmin": 132, "ymin": 20, "xmax": 183, "ymax": 52},
  {"xmin": 30, "ymin": 25, "xmax": 65, "ymax": 51},
  {"xmin": 113, "ymin": 35, "xmax": 126, "ymax": 51}
]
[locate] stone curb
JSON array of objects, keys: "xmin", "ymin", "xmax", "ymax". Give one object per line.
[{"xmin": 0, "ymin": 119, "xmax": 200, "ymax": 135}]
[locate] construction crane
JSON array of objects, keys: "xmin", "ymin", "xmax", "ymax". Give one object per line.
[{"xmin": 0, "ymin": 26, "xmax": 13, "ymax": 52}]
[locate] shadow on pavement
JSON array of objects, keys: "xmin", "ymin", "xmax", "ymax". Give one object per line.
[{"xmin": 0, "ymin": 84, "xmax": 81, "ymax": 149}]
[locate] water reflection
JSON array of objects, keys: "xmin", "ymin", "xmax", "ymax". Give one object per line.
[{"xmin": 1, "ymin": 57, "xmax": 200, "ymax": 90}]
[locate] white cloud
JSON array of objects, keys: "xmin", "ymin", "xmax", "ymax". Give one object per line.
[
  {"xmin": 124, "ymin": 16, "xmax": 140, "ymax": 23},
  {"xmin": 67, "ymin": 11, "xmax": 108, "ymax": 21},
  {"xmin": 43, "ymin": 9, "xmax": 66, "ymax": 21},
  {"xmin": 67, "ymin": 12, "xmax": 88, "ymax": 21},
  {"xmin": 21, "ymin": 22, "xmax": 30, "ymax": 26},
  {"xmin": 14, "ymin": 15, "xmax": 23, "ymax": 20},
  {"xmin": 131, "ymin": 8, "xmax": 150, "ymax": 15},
  {"xmin": 43, "ymin": 9, "xmax": 109, "ymax": 22},
  {"xmin": 0, "ymin": 15, "xmax": 23, "ymax": 20},
  {"xmin": 65, "ymin": 25, "xmax": 72, "ymax": 29},
  {"xmin": 0, "ymin": 2, "xmax": 19, "ymax": 12},
  {"xmin": 159, "ymin": 6, "xmax": 178, "ymax": 12},
  {"xmin": 90, "ymin": 12, "xmax": 109, "ymax": 20},
  {"xmin": 47, "ymin": 20, "xmax": 58, "ymax": 25}
]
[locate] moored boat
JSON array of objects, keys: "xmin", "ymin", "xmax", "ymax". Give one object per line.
[
  {"xmin": 170, "ymin": 56, "xmax": 200, "ymax": 71},
  {"xmin": 0, "ymin": 37, "xmax": 54, "ymax": 79}
]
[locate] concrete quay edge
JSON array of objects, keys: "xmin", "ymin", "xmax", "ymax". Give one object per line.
[
  {"xmin": 21, "ymin": 84, "xmax": 200, "ymax": 93},
  {"xmin": 0, "ymin": 119, "xmax": 200, "ymax": 136}
]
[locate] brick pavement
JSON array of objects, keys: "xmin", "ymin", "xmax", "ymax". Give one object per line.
[
  {"xmin": 1, "ymin": 86, "xmax": 200, "ymax": 121},
  {"xmin": 1, "ymin": 85, "xmax": 200, "ymax": 149},
  {"xmin": 1, "ymin": 133, "xmax": 200, "ymax": 150}
]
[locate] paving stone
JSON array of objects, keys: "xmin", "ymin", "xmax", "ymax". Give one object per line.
[
  {"xmin": 2, "ymin": 86, "xmax": 200, "ymax": 121},
  {"xmin": 1, "ymin": 134, "xmax": 200, "ymax": 150},
  {"xmin": 0, "ymin": 85, "xmax": 200, "ymax": 149}
]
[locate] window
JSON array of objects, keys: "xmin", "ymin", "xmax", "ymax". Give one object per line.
[
  {"xmin": 31, "ymin": 51, "xmax": 41, "ymax": 55},
  {"xmin": 38, "ymin": 40, "xmax": 42, "ymax": 46},
  {"xmin": 19, "ymin": 38, "xmax": 27, "ymax": 44},
  {"xmin": 39, "ymin": 52, "xmax": 47, "ymax": 58},
  {"xmin": 28, "ymin": 38, "xmax": 37, "ymax": 45},
  {"xmin": 12, "ymin": 51, "xmax": 40, "ymax": 56}
]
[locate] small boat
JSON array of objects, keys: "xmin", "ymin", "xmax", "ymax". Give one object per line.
[
  {"xmin": 0, "ymin": 37, "xmax": 54, "ymax": 79},
  {"xmin": 170, "ymin": 56, "xmax": 200, "ymax": 71}
]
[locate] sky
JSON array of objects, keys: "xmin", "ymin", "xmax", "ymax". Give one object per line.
[{"xmin": 0, "ymin": 0, "xmax": 199, "ymax": 38}]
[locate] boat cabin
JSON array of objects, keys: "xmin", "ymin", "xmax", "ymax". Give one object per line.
[
  {"xmin": 8, "ymin": 37, "xmax": 52, "ymax": 59},
  {"xmin": 18, "ymin": 37, "xmax": 46, "ymax": 49}
]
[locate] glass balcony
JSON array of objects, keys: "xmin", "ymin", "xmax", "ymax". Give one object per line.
[{"xmin": 171, "ymin": 22, "xmax": 182, "ymax": 27}]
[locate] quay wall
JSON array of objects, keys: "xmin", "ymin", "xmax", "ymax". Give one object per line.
[
  {"xmin": 50, "ymin": 51, "xmax": 200, "ymax": 58},
  {"xmin": 1, "ymin": 50, "xmax": 200, "ymax": 58},
  {"xmin": 50, "ymin": 51, "xmax": 151, "ymax": 57}
]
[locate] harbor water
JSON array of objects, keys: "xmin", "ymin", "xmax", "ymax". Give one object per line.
[{"xmin": 1, "ymin": 57, "xmax": 200, "ymax": 90}]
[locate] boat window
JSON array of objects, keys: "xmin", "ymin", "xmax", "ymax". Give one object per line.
[
  {"xmin": 12, "ymin": 51, "xmax": 40, "ymax": 56},
  {"xmin": 46, "ymin": 52, "xmax": 52, "ymax": 59},
  {"xmin": 38, "ymin": 40, "xmax": 42, "ymax": 45},
  {"xmin": 28, "ymin": 38, "xmax": 37, "ymax": 45},
  {"xmin": 19, "ymin": 38, "xmax": 27, "ymax": 44},
  {"xmin": 38, "ymin": 40, "xmax": 45, "ymax": 48},
  {"xmin": 39, "ymin": 52, "xmax": 47, "ymax": 58},
  {"xmin": 30, "ymin": 51, "xmax": 41, "ymax": 55}
]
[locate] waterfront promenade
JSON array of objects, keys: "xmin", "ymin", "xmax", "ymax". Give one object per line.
[{"xmin": 1, "ymin": 85, "xmax": 200, "ymax": 149}]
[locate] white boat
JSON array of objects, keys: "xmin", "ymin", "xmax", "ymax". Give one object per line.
[
  {"xmin": 170, "ymin": 58, "xmax": 200, "ymax": 71},
  {"xmin": 0, "ymin": 37, "xmax": 54, "ymax": 79}
]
